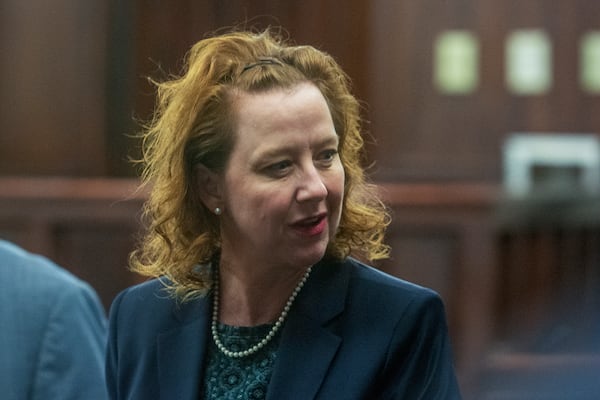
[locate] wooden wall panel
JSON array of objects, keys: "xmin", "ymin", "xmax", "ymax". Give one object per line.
[
  {"xmin": 383, "ymin": 229, "xmax": 458, "ymax": 302},
  {"xmin": 368, "ymin": 0, "xmax": 600, "ymax": 182},
  {"xmin": 0, "ymin": 0, "xmax": 109, "ymax": 176},
  {"xmin": 0, "ymin": 178, "xmax": 145, "ymax": 310},
  {"xmin": 106, "ymin": 0, "xmax": 369, "ymax": 176},
  {"xmin": 53, "ymin": 224, "xmax": 142, "ymax": 310},
  {"xmin": 473, "ymin": 197, "xmax": 600, "ymax": 399},
  {"xmin": 3, "ymin": 0, "xmax": 600, "ymax": 181},
  {"xmin": 377, "ymin": 182, "xmax": 500, "ymax": 395}
]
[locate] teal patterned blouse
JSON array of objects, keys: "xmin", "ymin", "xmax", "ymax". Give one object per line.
[{"xmin": 202, "ymin": 323, "xmax": 281, "ymax": 400}]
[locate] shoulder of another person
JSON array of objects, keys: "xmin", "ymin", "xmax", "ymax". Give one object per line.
[{"xmin": 1, "ymin": 240, "xmax": 98, "ymax": 300}]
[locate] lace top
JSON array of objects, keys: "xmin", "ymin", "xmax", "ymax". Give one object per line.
[{"xmin": 202, "ymin": 323, "xmax": 281, "ymax": 400}]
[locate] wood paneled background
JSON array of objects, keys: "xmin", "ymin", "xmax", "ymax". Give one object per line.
[{"xmin": 2, "ymin": 1, "xmax": 599, "ymax": 398}]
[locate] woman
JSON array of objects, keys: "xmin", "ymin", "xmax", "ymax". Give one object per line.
[{"xmin": 106, "ymin": 29, "xmax": 461, "ymax": 399}]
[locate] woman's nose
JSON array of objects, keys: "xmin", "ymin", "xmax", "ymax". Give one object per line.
[{"xmin": 296, "ymin": 166, "xmax": 328, "ymax": 202}]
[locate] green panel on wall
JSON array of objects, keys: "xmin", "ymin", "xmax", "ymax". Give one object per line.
[
  {"xmin": 434, "ymin": 30, "xmax": 479, "ymax": 94},
  {"xmin": 581, "ymin": 31, "xmax": 600, "ymax": 94},
  {"xmin": 506, "ymin": 30, "xmax": 552, "ymax": 95}
]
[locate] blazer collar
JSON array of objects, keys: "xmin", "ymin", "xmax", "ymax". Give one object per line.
[
  {"xmin": 157, "ymin": 295, "xmax": 211, "ymax": 400},
  {"xmin": 267, "ymin": 258, "xmax": 350, "ymax": 399}
]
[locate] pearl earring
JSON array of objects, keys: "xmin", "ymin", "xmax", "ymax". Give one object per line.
[{"xmin": 214, "ymin": 207, "xmax": 222, "ymax": 215}]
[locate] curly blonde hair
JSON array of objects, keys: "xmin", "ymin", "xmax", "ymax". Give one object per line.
[{"xmin": 131, "ymin": 28, "xmax": 390, "ymax": 301}]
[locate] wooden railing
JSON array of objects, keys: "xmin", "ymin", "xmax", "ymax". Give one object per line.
[
  {"xmin": 2, "ymin": 177, "xmax": 598, "ymax": 399},
  {"xmin": 0, "ymin": 177, "xmax": 146, "ymax": 310}
]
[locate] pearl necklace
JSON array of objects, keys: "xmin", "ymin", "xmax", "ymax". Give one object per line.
[{"xmin": 211, "ymin": 265, "xmax": 313, "ymax": 358}]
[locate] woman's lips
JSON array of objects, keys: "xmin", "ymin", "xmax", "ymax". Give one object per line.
[{"xmin": 291, "ymin": 215, "xmax": 327, "ymax": 237}]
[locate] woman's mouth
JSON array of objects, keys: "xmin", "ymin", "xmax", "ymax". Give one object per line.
[{"xmin": 291, "ymin": 214, "xmax": 327, "ymax": 237}]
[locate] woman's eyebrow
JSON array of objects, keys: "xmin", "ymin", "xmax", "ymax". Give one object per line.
[
  {"xmin": 251, "ymin": 134, "xmax": 339, "ymax": 162},
  {"xmin": 252, "ymin": 145, "xmax": 297, "ymax": 162}
]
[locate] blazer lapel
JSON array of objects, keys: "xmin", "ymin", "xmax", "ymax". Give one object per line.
[
  {"xmin": 267, "ymin": 260, "xmax": 350, "ymax": 400},
  {"xmin": 157, "ymin": 297, "xmax": 211, "ymax": 400}
]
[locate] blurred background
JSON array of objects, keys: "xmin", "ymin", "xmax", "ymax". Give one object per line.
[{"xmin": 1, "ymin": 0, "xmax": 599, "ymax": 398}]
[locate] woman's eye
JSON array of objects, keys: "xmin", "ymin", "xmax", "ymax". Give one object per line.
[
  {"xmin": 266, "ymin": 160, "xmax": 292, "ymax": 176},
  {"xmin": 319, "ymin": 149, "xmax": 338, "ymax": 164}
]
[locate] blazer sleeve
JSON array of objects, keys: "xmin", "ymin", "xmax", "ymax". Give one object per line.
[
  {"xmin": 378, "ymin": 291, "xmax": 462, "ymax": 400},
  {"xmin": 31, "ymin": 281, "xmax": 109, "ymax": 400}
]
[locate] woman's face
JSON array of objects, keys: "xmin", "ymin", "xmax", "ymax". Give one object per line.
[{"xmin": 217, "ymin": 82, "xmax": 345, "ymax": 270}]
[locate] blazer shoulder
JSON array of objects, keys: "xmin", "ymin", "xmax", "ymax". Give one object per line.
[
  {"xmin": 110, "ymin": 278, "xmax": 173, "ymax": 319},
  {"xmin": 345, "ymin": 258, "xmax": 440, "ymax": 302},
  {"xmin": 114, "ymin": 278, "xmax": 169, "ymax": 303},
  {"xmin": 108, "ymin": 277, "xmax": 208, "ymax": 337},
  {"xmin": 338, "ymin": 258, "xmax": 448, "ymax": 333}
]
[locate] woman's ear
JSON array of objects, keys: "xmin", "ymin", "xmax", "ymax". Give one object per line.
[{"xmin": 195, "ymin": 164, "xmax": 223, "ymax": 211}]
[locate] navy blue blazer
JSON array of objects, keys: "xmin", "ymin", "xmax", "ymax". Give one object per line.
[{"xmin": 106, "ymin": 258, "xmax": 461, "ymax": 399}]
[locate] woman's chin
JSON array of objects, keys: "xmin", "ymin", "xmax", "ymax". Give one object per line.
[{"xmin": 290, "ymin": 246, "xmax": 328, "ymax": 268}]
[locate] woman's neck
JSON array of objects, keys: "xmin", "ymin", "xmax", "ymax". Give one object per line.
[{"xmin": 216, "ymin": 257, "xmax": 309, "ymax": 326}]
